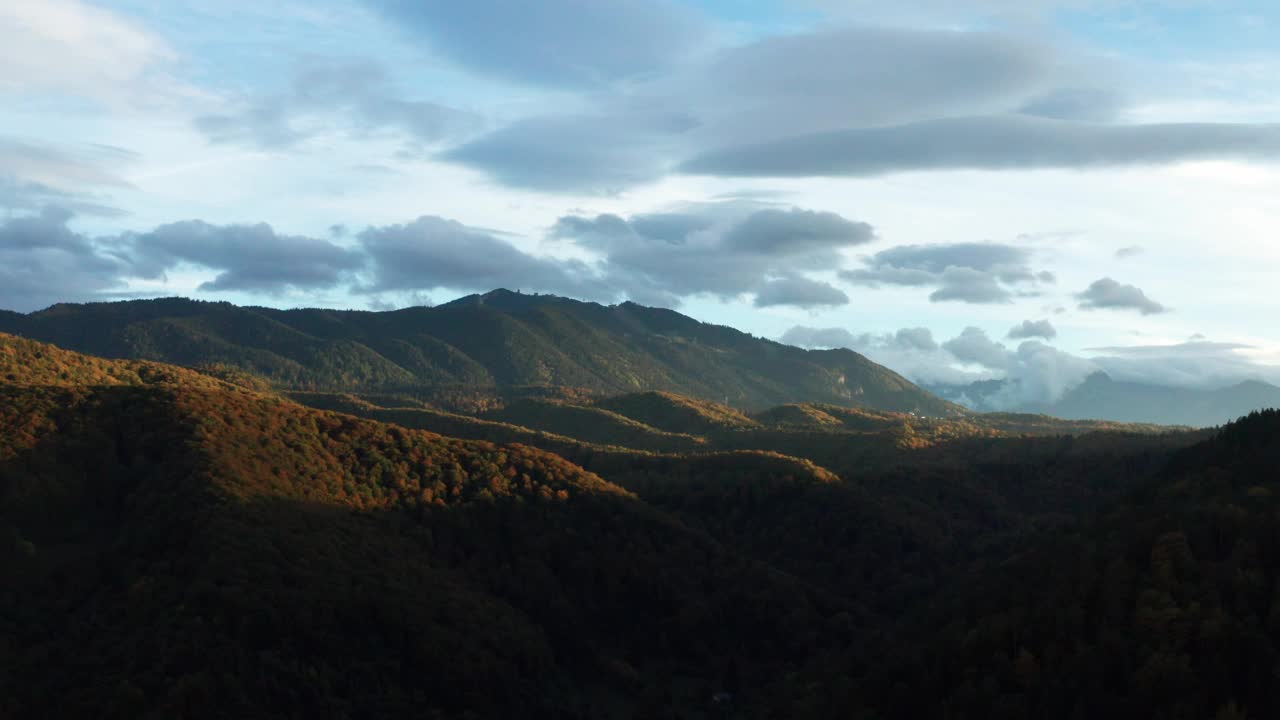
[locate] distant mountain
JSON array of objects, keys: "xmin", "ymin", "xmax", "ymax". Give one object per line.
[
  {"xmin": 928, "ymin": 372, "xmax": 1280, "ymax": 427},
  {"xmin": 0, "ymin": 290, "xmax": 958, "ymax": 415},
  {"xmin": 1040, "ymin": 372, "xmax": 1280, "ymax": 427}
]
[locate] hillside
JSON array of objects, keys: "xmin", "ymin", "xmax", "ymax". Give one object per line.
[
  {"xmin": 0, "ymin": 291, "xmax": 959, "ymax": 415},
  {"xmin": 10, "ymin": 333, "xmax": 1274, "ymax": 719},
  {"xmin": 850, "ymin": 409, "xmax": 1280, "ymax": 718},
  {"xmin": 0, "ymin": 334, "xmax": 853, "ymax": 718}
]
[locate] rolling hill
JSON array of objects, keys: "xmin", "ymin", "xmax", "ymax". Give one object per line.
[
  {"xmin": 8, "ymin": 332, "xmax": 1280, "ymax": 718},
  {"xmin": 0, "ymin": 291, "xmax": 959, "ymax": 415}
]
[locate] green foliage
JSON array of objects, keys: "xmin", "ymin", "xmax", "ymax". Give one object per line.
[{"xmin": 0, "ymin": 292, "xmax": 960, "ymax": 413}]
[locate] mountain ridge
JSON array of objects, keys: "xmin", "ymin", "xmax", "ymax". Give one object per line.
[
  {"xmin": 929, "ymin": 371, "xmax": 1280, "ymax": 427},
  {"xmin": 0, "ymin": 291, "xmax": 960, "ymax": 415}
]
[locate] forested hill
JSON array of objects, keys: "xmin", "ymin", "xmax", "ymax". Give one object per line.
[
  {"xmin": 0, "ymin": 333, "xmax": 847, "ymax": 717},
  {"xmin": 11, "ymin": 332, "xmax": 1280, "ymax": 718},
  {"xmin": 0, "ymin": 290, "xmax": 958, "ymax": 415}
]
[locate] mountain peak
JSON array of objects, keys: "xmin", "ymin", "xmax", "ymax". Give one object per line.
[{"xmin": 440, "ymin": 288, "xmax": 589, "ymax": 312}]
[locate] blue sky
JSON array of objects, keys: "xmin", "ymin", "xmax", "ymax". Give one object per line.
[{"xmin": 2, "ymin": 0, "xmax": 1279, "ymax": 405}]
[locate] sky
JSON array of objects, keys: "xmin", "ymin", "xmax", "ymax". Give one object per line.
[{"xmin": 2, "ymin": 0, "xmax": 1280, "ymax": 407}]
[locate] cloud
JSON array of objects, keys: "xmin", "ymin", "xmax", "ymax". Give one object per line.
[
  {"xmin": 1008, "ymin": 319, "xmax": 1057, "ymax": 340},
  {"xmin": 441, "ymin": 25, "xmax": 1054, "ymax": 191},
  {"xmin": 753, "ymin": 277, "xmax": 848, "ymax": 308},
  {"xmin": 0, "ymin": 177, "xmax": 128, "ymax": 217},
  {"xmin": 131, "ymin": 221, "xmax": 365, "ymax": 293},
  {"xmin": 784, "ymin": 322, "xmax": 1280, "ymax": 411},
  {"xmin": 0, "ymin": 0, "xmax": 174, "ymax": 103},
  {"xmin": 917, "ymin": 326, "xmax": 1096, "ymax": 405},
  {"xmin": 0, "ymin": 137, "xmax": 133, "ymax": 189},
  {"xmin": 683, "ymin": 27, "xmax": 1050, "ymax": 140},
  {"xmin": 0, "ymin": 207, "xmax": 131, "ymax": 311},
  {"xmin": 929, "ymin": 267, "xmax": 1014, "ymax": 303},
  {"xmin": 721, "ymin": 208, "xmax": 875, "ymax": 254},
  {"xmin": 1077, "ymin": 277, "xmax": 1168, "ymax": 314},
  {"xmin": 363, "ymin": 0, "xmax": 708, "ymax": 89},
  {"xmin": 1017, "ymin": 87, "xmax": 1126, "ymax": 123},
  {"xmin": 1086, "ymin": 341, "xmax": 1280, "ymax": 389},
  {"xmin": 781, "ymin": 325, "xmax": 975, "ymax": 385},
  {"xmin": 681, "ymin": 116, "xmax": 1280, "ymax": 178},
  {"xmin": 894, "ymin": 327, "xmax": 939, "ymax": 352},
  {"xmin": 779, "ymin": 326, "xmax": 860, "ymax": 350},
  {"xmin": 551, "ymin": 201, "xmax": 874, "ymax": 305},
  {"xmin": 840, "ymin": 242, "xmax": 1050, "ymax": 304},
  {"xmin": 943, "ymin": 327, "xmax": 1011, "ymax": 370},
  {"xmin": 357, "ymin": 215, "xmax": 609, "ymax": 299},
  {"xmin": 1115, "ymin": 245, "xmax": 1144, "ymax": 258},
  {"xmin": 441, "ymin": 111, "xmax": 694, "ymax": 193},
  {"xmin": 196, "ymin": 59, "xmax": 479, "ymax": 150}
]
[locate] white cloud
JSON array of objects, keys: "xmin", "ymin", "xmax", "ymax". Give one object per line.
[{"xmin": 0, "ymin": 0, "xmax": 175, "ymax": 104}]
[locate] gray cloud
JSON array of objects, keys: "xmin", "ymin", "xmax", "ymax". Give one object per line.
[
  {"xmin": 196, "ymin": 59, "xmax": 479, "ymax": 150},
  {"xmin": 684, "ymin": 27, "xmax": 1050, "ymax": 141},
  {"xmin": 439, "ymin": 26, "xmax": 1056, "ymax": 191},
  {"xmin": 681, "ymin": 115, "xmax": 1280, "ymax": 178},
  {"xmin": 1017, "ymin": 87, "xmax": 1126, "ymax": 123},
  {"xmin": 364, "ymin": 0, "xmax": 708, "ymax": 89},
  {"xmin": 0, "ymin": 137, "xmax": 133, "ymax": 189},
  {"xmin": 894, "ymin": 327, "xmax": 939, "ymax": 352},
  {"xmin": 357, "ymin": 215, "xmax": 609, "ymax": 299},
  {"xmin": 132, "ymin": 221, "xmax": 365, "ymax": 293},
  {"xmin": 0, "ymin": 137, "xmax": 134, "ymax": 218},
  {"xmin": 840, "ymin": 242, "xmax": 1049, "ymax": 304},
  {"xmin": 1087, "ymin": 340, "xmax": 1251, "ymax": 358},
  {"xmin": 0, "ymin": 208, "xmax": 131, "ymax": 312},
  {"xmin": 753, "ymin": 276, "xmax": 849, "ymax": 308},
  {"xmin": 930, "ymin": 327, "xmax": 1097, "ymax": 405},
  {"xmin": 1115, "ymin": 245, "xmax": 1144, "ymax": 258},
  {"xmin": 781, "ymin": 324, "xmax": 974, "ymax": 385},
  {"xmin": 0, "ymin": 177, "xmax": 127, "ymax": 218},
  {"xmin": 552, "ymin": 202, "xmax": 874, "ymax": 305},
  {"xmin": 1008, "ymin": 318, "xmax": 1057, "ymax": 340},
  {"xmin": 722, "ymin": 208, "xmax": 875, "ymax": 254},
  {"xmin": 929, "ymin": 267, "xmax": 1014, "ymax": 303},
  {"xmin": 943, "ymin": 327, "xmax": 1012, "ymax": 370},
  {"xmin": 1077, "ymin": 277, "xmax": 1167, "ymax": 314},
  {"xmin": 441, "ymin": 111, "xmax": 695, "ymax": 193}
]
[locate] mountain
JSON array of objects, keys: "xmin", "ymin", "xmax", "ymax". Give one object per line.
[
  {"xmin": 1039, "ymin": 372, "xmax": 1280, "ymax": 427},
  {"xmin": 929, "ymin": 373, "xmax": 1280, "ymax": 427},
  {"xmin": 14, "ymin": 331, "xmax": 1280, "ymax": 718},
  {"xmin": 0, "ymin": 291, "xmax": 959, "ymax": 415}
]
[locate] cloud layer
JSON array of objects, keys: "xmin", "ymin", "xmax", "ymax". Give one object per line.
[
  {"xmin": 0, "ymin": 200, "xmax": 879, "ymax": 312},
  {"xmin": 840, "ymin": 242, "xmax": 1052, "ymax": 304}
]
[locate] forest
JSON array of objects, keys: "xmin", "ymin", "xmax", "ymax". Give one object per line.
[{"xmin": 1, "ymin": 326, "xmax": 1277, "ymax": 719}]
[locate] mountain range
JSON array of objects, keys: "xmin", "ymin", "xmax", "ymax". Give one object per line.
[
  {"xmin": 0, "ymin": 290, "xmax": 956, "ymax": 416},
  {"xmin": 5, "ymin": 293, "xmax": 1280, "ymax": 717},
  {"xmin": 930, "ymin": 372, "xmax": 1280, "ymax": 427},
  {"xmin": 5, "ymin": 328, "xmax": 1278, "ymax": 718}
]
